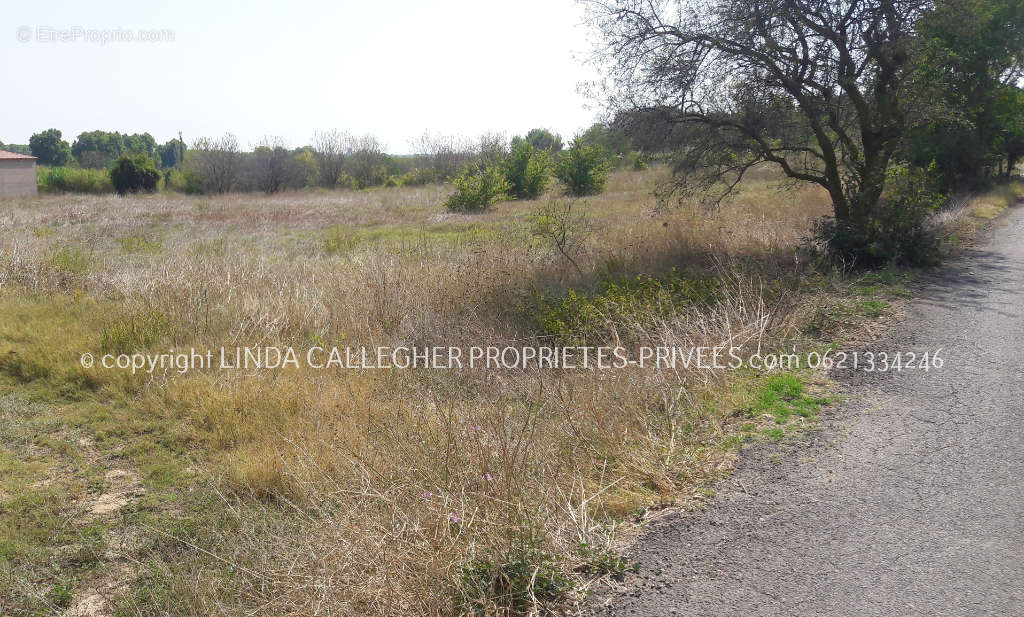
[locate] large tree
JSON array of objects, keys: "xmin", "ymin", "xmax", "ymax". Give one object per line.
[
  {"xmin": 29, "ymin": 129, "xmax": 72, "ymax": 166},
  {"xmin": 902, "ymin": 0, "xmax": 1024, "ymax": 186},
  {"xmin": 586, "ymin": 0, "xmax": 931, "ymax": 231}
]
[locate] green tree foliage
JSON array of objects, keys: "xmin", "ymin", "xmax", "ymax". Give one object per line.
[
  {"xmin": 579, "ymin": 123, "xmax": 630, "ymax": 160},
  {"xmin": 501, "ymin": 140, "xmax": 551, "ymax": 199},
  {"xmin": 0, "ymin": 142, "xmax": 32, "ymax": 155},
  {"xmin": 444, "ymin": 166, "xmax": 510, "ymax": 212},
  {"xmin": 158, "ymin": 138, "xmax": 186, "ymax": 169},
  {"xmin": 815, "ymin": 164, "xmax": 947, "ymax": 267},
  {"xmin": 29, "ymin": 129, "xmax": 72, "ymax": 166},
  {"xmin": 522, "ymin": 128, "xmax": 563, "ymax": 153},
  {"xmin": 586, "ymin": 0, "xmax": 933, "ymax": 265},
  {"xmin": 72, "ymin": 131, "xmax": 158, "ymax": 168},
  {"xmin": 109, "ymin": 154, "xmax": 161, "ymax": 195},
  {"xmin": 610, "ymin": 107, "xmax": 689, "ymax": 153},
  {"xmin": 554, "ymin": 136, "xmax": 610, "ymax": 196},
  {"xmin": 72, "ymin": 131, "xmax": 124, "ymax": 168},
  {"xmin": 903, "ymin": 0, "xmax": 1024, "ymax": 188}
]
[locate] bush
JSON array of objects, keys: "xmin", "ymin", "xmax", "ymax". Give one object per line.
[
  {"xmin": 554, "ymin": 137, "xmax": 610, "ymax": 196},
  {"xmin": 396, "ymin": 167, "xmax": 437, "ymax": 187},
  {"xmin": 534, "ymin": 271, "xmax": 720, "ymax": 345},
  {"xmin": 37, "ymin": 166, "xmax": 114, "ymax": 194},
  {"xmin": 456, "ymin": 546, "xmax": 571, "ymax": 615},
  {"xmin": 443, "ymin": 166, "xmax": 509, "ymax": 212},
  {"xmin": 628, "ymin": 151, "xmax": 648, "ymax": 171},
  {"xmin": 110, "ymin": 154, "xmax": 161, "ymax": 195},
  {"xmin": 814, "ymin": 164, "xmax": 946, "ymax": 268},
  {"xmin": 501, "ymin": 141, "xmax": 551, "ymax": 199},
  {"xmin": 163, "ymin": 168, "xmax": 188, "ymax": 192}
]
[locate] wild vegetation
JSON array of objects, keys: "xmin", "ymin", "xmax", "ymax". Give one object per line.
[
  {"xmin": 0, "ymin": 0, "xmax": 1021, "ymax": 615},
  {"xmin": 3, "ymin": 162, "xmax": 1018, "ymax": 615}
]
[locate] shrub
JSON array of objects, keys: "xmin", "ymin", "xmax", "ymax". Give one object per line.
[
  {"xmin": 554, "ymin": 137, "xmax": 610, "ymax": 196},
  {"xmin": 456, "ymin": 546, "xmax": 571, "ymax": 615},
  {"xmin": 443, "ymin": 166, "xmax": 509, "ymax": 212},
  {"xmin": 163, "ymin": 168, "xmax": 188, "ymax": 192},
  {"xmin": 501, "ymin": 141, "xmax": 551, "ymax": 199},
  {"xmin": 628, "ymin": 151, "xmax": 648, "ymax": 171},
  {"xmin": 37, "ymin": 166, "xmax": 114, "ymax": 194},
  {"xmin": 534, "ymin": 271, "xmax": 720, "ymax": 345},
  {"xmin": 398, "ymin": 167, "xmax": 438, "ymax": 187},
  {"xmin": 814, "ymin": 164, "xmax": 946, "ymax": 268},
  {"xmin": 110, "ymin": 154, "xmax": 161, "ymax": 195}
]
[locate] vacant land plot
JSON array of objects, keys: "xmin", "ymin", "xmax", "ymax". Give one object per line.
[{"xmin": 0, "ymin": 169, "xmax": 1014, "ymax": 616}]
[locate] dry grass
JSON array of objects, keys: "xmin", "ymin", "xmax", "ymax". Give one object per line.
[{"xmin": 0, "ymin": 167, "xmax": 866, "ymax": 616}]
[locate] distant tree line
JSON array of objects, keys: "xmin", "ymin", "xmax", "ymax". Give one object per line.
[{"xmin": 6, "ymin": 122, "xmax": 652, "ymax": 199}]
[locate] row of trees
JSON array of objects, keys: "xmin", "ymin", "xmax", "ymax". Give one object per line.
[
  {"xmin": 585, "ymin": 0, "xmax": 1024, "ymax": 266},
  {"xmin": 183, "ymin": 132, "xmax": 391, "ymax": 194},
  {"xmin": 3, "ymin": 129, "xmax": 186, "ymax": 170},
  {"xmin": 7, "ymin": 123, "xmax": 644, "ymax": 198},
  {"xmin": 443, "ymin": 134, "xmax": 615, "ymax": 211}
]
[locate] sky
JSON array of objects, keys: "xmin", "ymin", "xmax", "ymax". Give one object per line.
[{"xmin": 0, "ymin": 0, "xmax": 602, "ymax": 153}]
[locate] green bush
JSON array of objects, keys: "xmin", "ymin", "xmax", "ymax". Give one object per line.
[
  {"xmin": 397, "ymin": 167, "xmax": 438, "ymax": 187},
  {"xmin": 554, "ymin": 137, "xmax": 611, "ymax": 196},
  {"xmin": 501, "ymin": 140, "xmax": 551, "ymax": 199},
  {"xmin": 628, "ymin": 151, "xmax": 648, "ymax": 171},
  {"xmin": 456, "ymin": 546, "xmax": 571, "ymax": 615},
  {"xmin": 37, "ymin": 166, "xmax": 114, "ymax": 194},
  {"xmin": 110, "ymin": 154, "xmax": 161, "ymax": 195},
  {"xmin": 163, "ymin": 168, "xmax": 188, "ymax": 193},
  {"xmin": 814, "ymin": 164, "xmax": 946, "ymax": 268},
  {"xmin": 534, "ymin": 271, "xmax": 720, "ymax": 345},
  {"xmin": 443, "ymin": 166, "xmax": 509, "ymax": 212}
]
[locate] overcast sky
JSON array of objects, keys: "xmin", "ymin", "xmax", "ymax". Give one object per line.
[{"xmin": 1, "ymin": 0, "xmax": 601, "ymax": 153}]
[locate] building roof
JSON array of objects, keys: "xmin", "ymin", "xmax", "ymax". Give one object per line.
[{"xmin": 0, "ymin": 150, "xmax": 37, "ymax": 160}]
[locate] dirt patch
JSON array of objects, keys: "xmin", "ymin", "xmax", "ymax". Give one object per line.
[{"xmin": 89, "ymin": 469, "xmax": 145, "ymax": 515}]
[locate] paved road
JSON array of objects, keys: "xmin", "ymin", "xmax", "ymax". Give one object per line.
[{"xmin": 598, "ymin": 204, "xmax": 1024, "ymax": 616}]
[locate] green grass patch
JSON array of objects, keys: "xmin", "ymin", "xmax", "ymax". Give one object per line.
[
  {"xmin": 321, "ymin": 222, "xmax": 496, "ymax": 255},
  {"xmin": 118, "ymin": 235, "xmax": 164, "ymax": 254},
  {"xmin": 746, "ymin": 373, "xmax": 831, "ymax": 424},
  {"xmin": 857, "ymin": 299, "xmax": 888, "ymax": 318},
  {"xmin": 49, "ymin": 246, "xmax": 92, "ymax": 274}
]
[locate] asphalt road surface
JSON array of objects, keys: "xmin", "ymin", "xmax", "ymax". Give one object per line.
[{"xmin": 598, "ymin": 204, "xmax": 1024, "ymax": 617}]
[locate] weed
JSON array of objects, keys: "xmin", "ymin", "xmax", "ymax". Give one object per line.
[
  {"xmin": 50, "ymin": 247, "xmax": 91, "ymax": 274},
  {"xmin": 857, "ymin": 299, "xmax": 888, "ymax": 318},
  {"xmin": 46, "ymin": 583, "xmax": 74, "ymax": 608},
  {"xmin": 118, "ymin": 235, "xmax": 163, "ymax": 254},
  {"xmin": 575, "ymin": 543, "xmax": 637, "ymax": 581}
]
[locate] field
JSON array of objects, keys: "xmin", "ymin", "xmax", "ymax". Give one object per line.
[{"xmin": 0, "ymin": 168, "xmax": 1011, "ymax": 616}]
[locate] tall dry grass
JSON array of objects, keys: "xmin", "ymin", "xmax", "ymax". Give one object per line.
[{"xmin": 0, "ymin": 167, "xmax": 834, "ymax": 615}]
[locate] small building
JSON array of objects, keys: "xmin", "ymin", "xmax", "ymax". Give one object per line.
[{"xmin": 0, "ymin": 150, "xmax": 38, "ymax": 198}]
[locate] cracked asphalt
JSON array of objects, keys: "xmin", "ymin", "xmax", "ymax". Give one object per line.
[{"xmin": 597, "ymin": 204, "xmax": 1024, "ymax": 617}]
